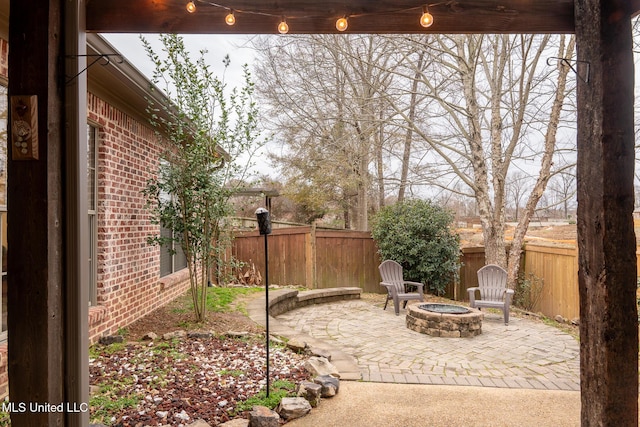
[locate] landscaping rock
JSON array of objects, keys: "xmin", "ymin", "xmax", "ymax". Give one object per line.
[
  {"xmin": 187, "ymin": 331, "xmax": 214, "ymax": 339},
  {"xmin": 304, "ymin": 356, "xmax": 340, "ymax": 378},
  {"xmin": 313, "ymin": 375, "xmax": 340, "ymax": 397},
  {"xmin": 297, "ymin": 381, "xmax": 323, "ymax": 407},
  {"xmin": 219, "ymin": 419, "xmax": 249, "ymax": 427},
  {"xmin": 186, "ymin": 419, "xmax": 212, "ymax": 427},
  {"xmin": 570, "ymin": 317, "xmax": 580, "ymax": 326},
  {"xmin": 286, "ymin": 338, "xmax": 308, "ymax": 353},
  {"xmin": 276, "ymin": 397, "xmax": 312, "ymax": 421},
  {"xmin": 555, "ymin": 315, "xmax": 566, "ymax": 324},
  {"xmin": 174, "ymin": 409, "xmax": 191, "ymax": 421},
  {"xmin": 163, "ymin": 330, "xmax": 187, "ymax": 340},
  {"xmin": 142, "ymin": 332, "xmax": 158, "ymax": 341},
  {"xmin": 308, "ymin": 346, "xmax": 332, "ymax": 360},
  {"xmin": 248, "ymin": 405, "xmax": 280, "ymax": 427},
  {"xmin": 98, "ymin": 335, "xmax": 124, "ymax": 345}
]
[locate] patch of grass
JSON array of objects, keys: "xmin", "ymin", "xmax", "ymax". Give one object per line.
[
  {"xmin": 88, "ymin": 345, "xmax": 102, "ymax": 359},
  {"xmin": 205, "ymin": 287, "xmax": 262, "ymax": 313},
  {"xmin": 171, "ymin": 306, "xmax": 188, "ymax": 314},
  {"xmin": 219, "ymin": 369, "xmax": 244, "ymax": 377},
  {"xmin": 0, "ymin": 408, "xmax": 10, "ymax": 426},
  {"xmin": 90, "ymin": 373, "xmax": 143, "ymax": 425},
  {"xmin": 90, "ymin": 392, "xmax": 141, "ymax": 425},
  {"xmin": 151, "ymin": 340, "xmax": 187, "ymax": 359},
  {"xmin": 234, "ymin": 380, "xmax": 297, "ymax": 413},
  {"xmin": 96, "ymin": 376, "xmax": 136, "ymax": 393},
  {"xmin": 177, "ymin": 320, "xmax": 192, "ymax": 329},
  {"xmin": 167, "ymin": 286, "xmax": 262, "ymax": 318},
  {"xmin": 100, "ymin": 342, "xmax": 127, "ymax": 355}
]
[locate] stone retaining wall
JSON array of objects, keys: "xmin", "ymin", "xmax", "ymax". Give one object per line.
[{"xmin": 268, "ymin": 287, "xmax": 362, "ymax": 317}]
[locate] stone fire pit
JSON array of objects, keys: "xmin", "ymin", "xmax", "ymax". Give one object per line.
[{"xmin": 406, "ymin": 303, "xmax": 483, "ymax": 338}]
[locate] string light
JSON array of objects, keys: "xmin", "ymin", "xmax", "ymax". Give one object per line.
[
  {"xmin": 183, "ymin": 2, "xmax": 437, "ymax": 33},
  {"xmin": 278, "ymin": 17, "xmax": 289, "ymax": 34},
  {"xmin": 225, "ymin": 10, "xmax": 236, "ymax": 25},
  {"xmin": 420, "ymin": 6, "xmax": 434, "ymax": 28},
  {"xmin": 335, "ymin": 16, "xmax": 349, "ymax": 32}
]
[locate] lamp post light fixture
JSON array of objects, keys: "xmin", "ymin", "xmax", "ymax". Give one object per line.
[{"xmin": 255, "ymin": 207, "xmax": 272, "ymax": 396}]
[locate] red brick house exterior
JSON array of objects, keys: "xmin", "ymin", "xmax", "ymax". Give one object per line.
[
  {"xmin": 85, "ymin": 92, "xmax": 190, "ymax": 342},
  {"xmin": 0, "ymin": 32, "xmax": 192, "ymax": 398}
]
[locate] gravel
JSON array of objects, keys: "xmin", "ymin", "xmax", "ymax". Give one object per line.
[{"xmin": 89, "ymin": 335, "xmax": 310, "ymax": 426}]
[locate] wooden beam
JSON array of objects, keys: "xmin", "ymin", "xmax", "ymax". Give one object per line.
[
  {"xmin": 8, "ymin": 0, "xmax": 65, "ymax": 425},
  {"xmin": 64, "ymin": 0, "xmax": 90, "ymax": 426},
  {"xmin": 87, "ymin": 0, "xmax": 575, "ymax": 34},
  {"xmin": 633, "ymin": 0, "xmax": 640, "ymax": 17},
  {"xmin": 575, "ymin": 0, "xmax": 638, "ymax": 425}
]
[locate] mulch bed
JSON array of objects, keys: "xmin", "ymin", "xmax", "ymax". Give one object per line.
[{"xmin": 90, "ymin": 335, "xmax": 309, "ymax": 426}]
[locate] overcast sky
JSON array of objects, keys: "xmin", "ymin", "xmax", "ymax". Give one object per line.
[
  {"xmin": 102, "ymin": 33, "xmax": 275, "ymax": 178},
  {"xmin": 102, "ymin": 34, "xmax": 257, "ymax": 89}
]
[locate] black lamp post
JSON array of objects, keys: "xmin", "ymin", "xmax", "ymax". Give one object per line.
[{"xmin": 255, "ymin": 207, "xmax": 272, "ymax": 396}]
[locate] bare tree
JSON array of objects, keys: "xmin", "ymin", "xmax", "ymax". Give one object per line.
[
  {"xmin": 253, "ymin": 33, "xmax": 576, "ymax": 287},
  {"xmin": 252, "ymin": 35, "xmax": 401, "ymax": 230},
  {"xmin": 388, "ymin": 34, "xmax": 576, "ymax": 286}
]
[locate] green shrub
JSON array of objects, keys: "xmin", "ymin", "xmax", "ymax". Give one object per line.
[
  {"xmin": 371, "ymin": 199, "xmax": 460, "ymax": 295},
  {"xmin": 513, "ymin": 272, "xmax": 544, "ymax": 311}
]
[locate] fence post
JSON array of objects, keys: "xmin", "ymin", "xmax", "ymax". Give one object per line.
[{"xmin": 305, "ymin": 222, "xmax": 317, "ymax": 289}]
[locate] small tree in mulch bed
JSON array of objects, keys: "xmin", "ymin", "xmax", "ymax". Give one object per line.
[{"xmin": 141, "ymin": 34, "xmax": 263, "ymax": 322}]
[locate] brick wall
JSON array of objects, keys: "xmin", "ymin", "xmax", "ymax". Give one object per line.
[{"xmin": 87, "ymin": 92, "xmax": 190, "ymax": 343}]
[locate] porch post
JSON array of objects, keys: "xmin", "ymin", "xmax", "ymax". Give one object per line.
[
  {"xmin": 64, "ymin": 0, "xmax": 90, "ymax": 425},
  {"xmin": 575, "ymin": 0, "xmax": 638, "ymax": 425},
  {"xmin": 6, "ymin": 0, "xmax": 83, "ymax": 425}
]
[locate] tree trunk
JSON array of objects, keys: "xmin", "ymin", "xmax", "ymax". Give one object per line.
[
  {"xmin": 376, "ymin": 111, "xmax": 385, "ymax": 209},
  {"xmin": 506, "ymin": 36, "xmax": 574, "ymax": 289},
  {"xmin": 398, "ymin": 52, "xmax": 424, "ymax": 202},
  {"xmin": 575, "ymin": 1, "xmax": 638, "ymax": 425}
]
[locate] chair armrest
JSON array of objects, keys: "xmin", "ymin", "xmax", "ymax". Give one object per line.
[
  {"xmin": 467, "ymin": 287, "xmax": 479, "ymax": 306},
  {"xmin": 380, "ymin": 282, "xmax": 396, "ymax": 295},
  {"xmin": 403, "ymin": 281, "xmax": 424, "ymax": 293},
  {"xmin": 404, "ymin": 280, "xmax": 423, "ymax": 286},
  {"xmin": 505, "ymin": 288, "xmax": 515, "ymax": 305}
]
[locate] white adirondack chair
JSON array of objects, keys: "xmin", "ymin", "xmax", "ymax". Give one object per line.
[
  {"xmin": 379, "ymin": 260, "xmax": 424, "ymax": 315},
  {"xmin": 467, "ymin": 264, "xmax": 514, "ymax": 325}
]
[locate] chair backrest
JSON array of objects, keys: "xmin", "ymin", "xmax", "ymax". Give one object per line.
[
  {"xmin": 476, "ymin": 264, "xmax": 508, "ymax": 301},
  {"xmin": 379, "ymin": 260, "xmax": 405, "ymax": 293}
]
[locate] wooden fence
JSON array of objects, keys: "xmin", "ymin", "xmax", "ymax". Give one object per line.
[
  {"xmin": 232, "ymin": 225, "xmax": 382, "ymax": 293},
  {"xmin": 231, "ymin": 226, "xmax": 630, "ymax": 320},
  {"xmin": 449, "ymin": 243, "xmax": 580, "ymax": 319}
]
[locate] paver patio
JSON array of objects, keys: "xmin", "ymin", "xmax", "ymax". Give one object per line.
[{"xmin": 276, "ymin": 299, "xmax": 580, "ymax": 391}]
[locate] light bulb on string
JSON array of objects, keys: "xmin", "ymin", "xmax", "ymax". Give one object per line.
[
  {"xmin": 186, "ymin": 1, "xmax": 196, "ymax": 13},
  {"xmin": 278, "ymin": 18, "xmax": 289, "ymax": 34},
  {"xmin": 336, "ymin": 16, "xmax": 349, "ymax": 32},
  {"xmin": 225, "ymin": 10, "xmax": 236, "ymax": 25},
  {"xmin": 420, "ymin": 6, "xmax": 434, "ymax": 28}
]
